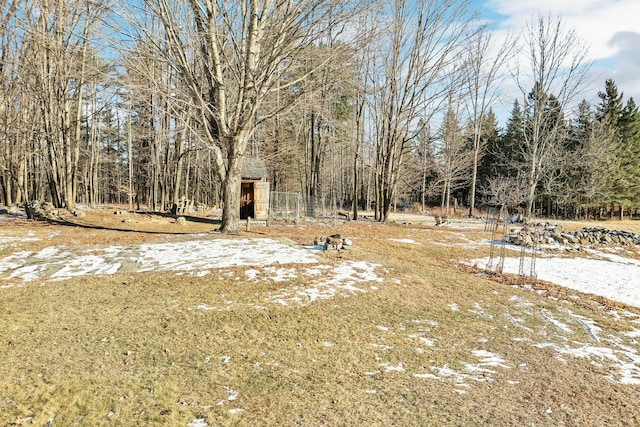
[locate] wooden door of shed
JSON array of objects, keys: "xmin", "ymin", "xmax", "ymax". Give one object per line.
[{"xmin": 254, "ymin": 182, "xmax": 270, "ymax": 220}]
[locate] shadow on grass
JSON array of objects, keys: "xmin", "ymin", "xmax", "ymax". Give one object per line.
[
  {"xmin": 135, "ymin": 211, "xmax": 223, "ymax": 225},
  {"xmin": 43, "ymin": 211, "xmax": 222, "ymax": 235}
]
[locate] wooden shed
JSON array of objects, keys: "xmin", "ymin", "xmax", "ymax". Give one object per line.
[{"xmin": 240, "ymin": 159, "xmax": 270, "ymax": 221}]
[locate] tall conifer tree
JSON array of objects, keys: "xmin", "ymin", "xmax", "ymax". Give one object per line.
[{"xmin": 596, "ymin": 79, "xmax": 640, "ymax": 217}]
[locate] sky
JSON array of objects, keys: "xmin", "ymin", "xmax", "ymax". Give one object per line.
[{"xmin": 474, "ymin": 0, "xmax": 640, "ymax": 121}]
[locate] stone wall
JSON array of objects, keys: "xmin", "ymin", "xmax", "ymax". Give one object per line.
[{"xmin": 507, "ymin": 224, "xmax": 640, "ymax": 248}]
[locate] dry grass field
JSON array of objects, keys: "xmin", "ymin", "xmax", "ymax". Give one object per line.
[{"xmin": 1, "ymin": 208, "xmax": 640, "ymax": 426}]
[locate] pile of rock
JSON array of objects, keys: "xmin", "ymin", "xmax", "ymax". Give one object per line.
[
  {"xmin": 6, "ymin": 202, "xmax": 85, "ymax": 220},
  {"xmin": 25, "ymin": 201, "xmax": 65, "ymax": 219},
  {"xmin": 507, "ymin": 224, "xmax": 640, "ymax": 248},
  {"xmin": 314, "ymin": 234, "xmax": 353, "ymax": 251}
]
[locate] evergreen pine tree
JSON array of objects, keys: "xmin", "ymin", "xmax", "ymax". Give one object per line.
[
  {"xmin": 596, "ymin": 79, "xmax": 625, "ymax": 131},
  {"xmin": 492, "ymin": 100, "xmax": 524, "ymax": 178},
  {"xmin": 618, "ymin": 98, "xmax": 640, "ymax": 212},
  {"xmin": 475, "ymin": 109, "xmax": 501, "ymax": 192},
  {"xmin": 596, "ymin": 79, "xmax": 640, "ymax": 217},
  {"xmin": 567, "ymin": 100, "xmax": 616, "ymax": 217}
]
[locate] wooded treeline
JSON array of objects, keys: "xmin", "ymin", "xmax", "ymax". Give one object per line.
[{"xmin": 1, "ymin": 0, "xmax": 639, "ymax": 230}]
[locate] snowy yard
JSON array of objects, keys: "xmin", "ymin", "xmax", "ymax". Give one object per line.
[
  {"xmin": 3, "ymin": 224, "xmax": 639, "ymax": 308},
  {"xmin": 2, "ymin": 217, "xmax": 640, "ymax": 425},
  {"xmin": 0, "ymin": 235, "xmax": 384, "ymax": 306},
  {"xmin": 470, "ymin": 249, "xmax": 640, "ymax": 308},
  {"xmin": 400, "ymin": 219, "xmax": 640, "ymax": 308},
  {"xmin": 2, "ymin": 227, "xmax": 640, "ymax": 385}
]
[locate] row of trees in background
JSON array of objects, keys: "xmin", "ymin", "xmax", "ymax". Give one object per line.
[
  {"xmin": 1, "ymin": 0, "xmax": 639, "ymax": 232},
  {"xmin": 452, "ymin": 77, "xmax": 640, "ymax": 221}
]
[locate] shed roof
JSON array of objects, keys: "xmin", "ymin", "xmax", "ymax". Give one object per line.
[{"xmin": 242, "ymin": 158, "xmax": 268, "ymax": 180}]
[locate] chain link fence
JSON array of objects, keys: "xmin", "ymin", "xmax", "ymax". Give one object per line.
[
  {"xmin": 268, "ymin": 192, "xmax": 345, "ymax": 226},
  {"xmin": 268, "ymin": 192, "xmax": 301, "ymax": 225},
  {"xmin": 303, "ymin": 195, "xmax": 344, "ymax": 222}
]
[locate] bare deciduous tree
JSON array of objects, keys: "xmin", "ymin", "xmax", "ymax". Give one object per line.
[
  {"xmin": 0, "ymin": 0, "xmax": 108, "ymax": 212},
  {"xmin": 434, "ymin": 104, "xmax": 473, "ymax": 215},
  {"xmin": 368, "ymin": 0, "xmax": 475, "ymax": 222},
  {"xmin": 513, "ymin": 13, "xmax": 590, "ymax": 218},
  {"xmin": 128, "ymin": 0, "xmax": 361, "ymax": 233},
  {"xmin": 24, "ymin": 0, "xmax": 107, "ymax": 209},
  {"xmin": 482, "ymin": 175, "xmax": 528, "ymax": 212},
  {"xmin": 463, "ymin": 28, "xmax": 515, "ymax": 217}
]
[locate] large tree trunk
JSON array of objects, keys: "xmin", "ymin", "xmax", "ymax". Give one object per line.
[
  {"xmin": 220, "ymin": 152, "xmax": 243, "ymax": 234},
  {"xmin": 221, "ymin": 173, "xmax": 241, "ymax": 233}
]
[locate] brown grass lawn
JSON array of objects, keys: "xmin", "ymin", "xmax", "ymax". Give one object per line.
[{"xmin": 1, "ymin": 209, "xmax": 640, "ymax": 426}]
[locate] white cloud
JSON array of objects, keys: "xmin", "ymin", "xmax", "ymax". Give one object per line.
[
  {"xmin": 606, "ymin": 32, "xmax": 640, "ymax": 99},
  {"xmin": 482, "ymin": 0, "xmax": 640, "ymax": 116},
  {"xmin": 487, "ymin": 0, "xmax": 638, "ymax": 58}
]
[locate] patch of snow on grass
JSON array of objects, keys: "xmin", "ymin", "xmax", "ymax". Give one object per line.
[
  {"xmin": 469, "ymin": 302, "xmax": 493, "ymax": 319},
  {"xmin": 33, "ymin": 246, "xmax": 62, "ymax": 259},
  {"xmin": 470, "ymin": 253, "xmax": 640, "ymax": 308},
  {"xmin": 430, "ymin": 365, "xmax": 473, "ymax": 384},
  {"xmin": 1, "ymin": 238, "xmax": 383, "ymax": 309},
  {"xmin": 51, "ymin": 255, "xmax": 122, "ymax": 278},
  {"xmin": 418, "ymin": 337, "xmax": 434, "ymax": 346},
  {"xmin": 464, "ymin": 350, "xmax": 509, "ymax": 377},
  {"xmin": 624, "ymin": 329, "xmax": 640, "ymax": 338},
  {"xmin": 135, "ymin": 239, "xmax": 318, "ymax": 271},
  {"xmin": 509, "ymin": 296, "xmax": 534, "ymax": 308},
  {"xmin": 408, "ymin": 333, "xmax": 434, "ymax": 347},
  {"xmin": 0, "ymin": 238, "xmax": 319, "ymax": 283},
  {"xmin": 265, "ymin": 261, "xmax": 383, "ymax": 306},
  {"xmin": 470, "ymin": 350, "xmax": 509, "ymax": 369},
  {"xmin": 413, "ymin": 373, "xmax": 440, "ymax": 380},
  {"xmin": 0, "ymin": 233, "xmax": 39, "ymax": 250},
  {"xmin": 380, "ymin": 362, "xmax": 404, "ymax": 372},
  {"xmin": 534, "ymin": 342, "xmax": 640, "ymax": 385},
  {"xmin": 4, "ymin": 263, "xmax": 47, "ymax": 282},
  {"xmin": 540, "ymin": 309, "xmax": 573, "ymax": 334},
  {"xmin": 261, "ymin": 266, "xmax": 297, "ymax": 282},
  {"xmin": 566, "ymin": 309, "xmax": 602, "ymax": 342},
  {"xmin": 244, "ymin": 269, "xmax": 259, "ymax": 280},
  {"xmin": 388, "ymin": 238, "xmax": 420, "ymax": 244},
  {"xmin": 222, "ymin": 386, "xmax": 238, "ymax": 401},
  {"xmin": 416, "ymin": 349, "xmax": 510, "ymax": 390},
  {"xmin": 504, "ymin": 310, "xmax": 534, "ymax": 332},
  {"xmin": 371, "ymin": 344, "xmax": 393, "ymax": 351}
]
